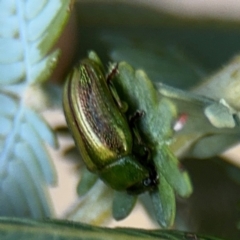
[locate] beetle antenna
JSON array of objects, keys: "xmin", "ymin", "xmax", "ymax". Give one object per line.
[{"xmin": 106, "ymin": 62, "xmax": 118, "ymax": 83}]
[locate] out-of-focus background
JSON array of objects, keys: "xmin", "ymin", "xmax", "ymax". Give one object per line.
[
  {"xmin": 78, "ymin": 0, "xmax": 240, "ymax": 20},
  {"xmin": 47, "ymin": 0, "xmax": 240, "ymax": 230}
]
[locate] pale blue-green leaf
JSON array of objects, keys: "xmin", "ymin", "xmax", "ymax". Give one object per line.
[
  {"xmin": 29, "ymin": 36, "xmax": 49, "ymax": 64},
  {"xmin": 0, "ymin": 194, "xmax": 15, "ymax": 216},
  {"xmin": 1, "ymin": 178, "xmax": 25, "ymax": 216},
  {"xmin": 20, "ymin": 121, "xmax": 56, "ymax": 185},
  {"xmin": 10, "ymin": 149, "xmax": 53, "ymax": 216},
  {"xmin": 14, "ymin": 142, "xmax": 46, "ymax": 184},
  {"xmin": 0, "ymin": 85, "xmax": 25, "ymax": 97},
  {"xmin": 0, "ymin": 93, "xmax": 18, "ymax": 115},
  {"xmin": 0, "ymin": 62, "xmax": 24, "ymax": 84},
  {"xmin": 0, "ymin": 99, "xmax": 56, "ymax": 218},
  {"xmin": 0, "ymin": 0, "xmax": 71, "ymax": 85},
  {"xmin": 4, "ymin": 2, "xmax": 72, "ymax": 67},
  {"xmin": 17, "ymin": 166, "xmax": 52, "ymax": 218},
  {"xmin": 1, "ymin": 160, "xmax": 43, "ymax": 218},
  {"xmin": 29, "ymin": 27, "xmax": 60, "ymax": 65},
  {"xmin": 0, "ymin": 0, "xmax": 15, "ymax": 17},
  {"xmin": 27, "ymin": 0, "xmax": 61, "ymax": 41},
  {"xmin": 0, "ymin": 15, "xmax": 18, "ymax": 37},
  {"xmin": 0, "ymin": 38, "xmax": 22, "ymax": 63},
  {"xmin": 0, "ymin": 116, "xmax": 12, "ymax": 136},
  {"xmin": 29, "ymin": 50, "xmax": 60, "ymax": 83},
  {"xmin": 7, "ymin": 161, "xmax": 43, "ymax": 217},
  {"xmin": 24, "ymin": 108, "xmax": 57, "ymax": 148},
  {"xmin": 66, "ymin": 180, "xmax": 113, "ymax": 225},
  {"xmin": 7, "ymin": 160, "xmax": 50, "ymax": 218},
  {"xmin": 25, "ymin": 0, "xmax": 47, "ymax": 20},
  {"xmin": 0, "ymin": 0, "xmax": 71, "ymax": 219},
  {"xmin": 29, "ymin": 1, "xmax": 72, "ymax": 65},
  {"xmin": 0, "ymin": 139, "xmax": 4, "ymax": 153}
]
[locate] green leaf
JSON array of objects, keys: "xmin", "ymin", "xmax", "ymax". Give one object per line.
[
  {"xmin": 77, "ymin": 167, "xmax": 98, "ymax": 196},
  {"xmin": 150, "ymin": 173, "xmax": 175, "ymax": 228},
  {"xmin": 114, "ymin": 62, "xmax": 192, "ymax": 196},
  {"xmin": 192, "ymin": 55, "xmax": 240, "ymax": 111},
  {"xmin": 156, "ymin": 83, "xmax": 240, "ymax": 159},
  {"xmin": 0, "ymin": 0, "xmax": 72, "ymax": 218},
  {"xmin": 113, "ymin": 61, "xmax": 192, "ymax": 227},
  {"xmin": 65, "ymin": 180, "xmax": 114, "ymax": 226},
  {"xmin": 0, "ymin": 94, "xmax": 56, "ymax": 218},
  {"xmin": 112, "ymin": 191, "xmax": 137, "ymax": 221},
  {"xmin": 153, "ymin": 145, "xmax": 192, "ymax": 198},
  {"xmin": 114, "ymin": 62, "xmax": 175, "ymax": 142},
  {"xmin": 0, "ymin": 0, "xmax": 70, "ymax": 85},
  {"xmin": 0, "ymin": 217, "xmax": 227, "ymax": 240},
  {"xmin": 204, "ymin": 101, "xmax": 236, "ymax": 128}
]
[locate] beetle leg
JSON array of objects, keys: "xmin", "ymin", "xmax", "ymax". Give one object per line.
[
  {"xmin": 110, "ymin": 85, "xmax": 128, "ymax": 113},
  {"xmin": 129, "ymin": 110, "xmax": 145, "ymax": 125},
  {"xmin": 129, "ymin": 110, "xmax": 151, "ymax": 161},
  {"xmin": 106, "ymin": 63, "xmax": 128, "ymax": 112},
  {"xmin": 133, "ymin": 131, "xmax": 151, "ymax": 161},
  {"xmin": 129, "ymin": 110, "xmax": 145, "ymax": 145},
  {"xmin": 106, "ymin": 62, "xmax": 118, "ymax": 83},
  {"xmin": 129, "ymin": 110, "xmax": 158, "ymax": 190}
]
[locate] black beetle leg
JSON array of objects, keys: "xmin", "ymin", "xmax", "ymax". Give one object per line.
[
  {"xmin": 129, "ymin": 110, "xmax": 158, "ymax": 188},
  {"xmin": 129, "ymin": 110, "xmax": 145, "ymax": 144},
  {"xmin": 129, "ymin": 110, "xmax": 145, "ymax": 125},
  {"xmin": 129, "ymin": 110, "xmax": 151, "ymax": 161}
]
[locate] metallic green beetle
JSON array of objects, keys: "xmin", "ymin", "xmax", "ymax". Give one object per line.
[{"xmin": 63, "ymin": 52, "xmax": 156, "ymax": 193}]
